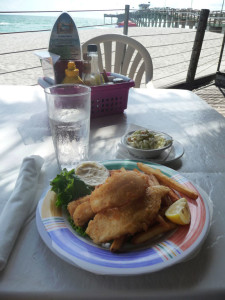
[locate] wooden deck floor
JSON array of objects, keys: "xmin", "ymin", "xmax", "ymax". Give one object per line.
[{"xmin": 192, "ymin": 81, "xmax": 225, "ymax": 118}]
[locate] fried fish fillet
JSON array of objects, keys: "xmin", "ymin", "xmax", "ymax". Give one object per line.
[
  {"xmin": 67, "ymin": 195, "xmax": 90, "ymax": 217},
  {"xmin": 86, "ymin": 185, "xmax": 170, "ymax": 244},
  {"xmin": 73, "ymin": 200, "xmax": 95, "ymax": 227},
  {"xmin": 90, "ymin": 170, "xmax": 149, "ymax": 213}
]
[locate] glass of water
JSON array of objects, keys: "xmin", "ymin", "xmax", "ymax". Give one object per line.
[{"xmin": 44, "ymin": 84, "xmax": 91, "ymax": 170}]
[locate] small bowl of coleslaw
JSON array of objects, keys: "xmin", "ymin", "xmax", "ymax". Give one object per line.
[{"xmin": 121, "ymin": 129, "xmax": 173, "ymax": 159}]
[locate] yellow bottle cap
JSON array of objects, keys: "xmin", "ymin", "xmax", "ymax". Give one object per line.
[
  {"xmin": 65, "ymin": 61, "xmax": 79, "ymax": 77},
  {"xmin": 67, "ymin": 61, "xmax": 75, "ymax": 70}
]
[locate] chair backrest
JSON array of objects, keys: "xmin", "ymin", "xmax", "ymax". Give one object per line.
[{"xmin": 82, "ymin": 34, "xmax": 153, "ymax": 88}]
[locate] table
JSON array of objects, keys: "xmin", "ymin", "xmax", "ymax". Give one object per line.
[{"xmin": 0, "ymin": 85, "xmax": 225, "ymax": 299}]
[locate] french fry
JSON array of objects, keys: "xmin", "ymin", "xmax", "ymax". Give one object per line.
[
  {"xmin": 137, "ymin": 162, "xmax": 198, "ymax": 200},
  {"xmin": 131, "ymin": 222, "xmax": 177, "ymax": 244},
  {"xmin": 156, "ymin": 214, "xmax": 170, "ymax": 228},
  {"xmin": 168, "ymin": 189, "xmax": 180, "ymax": 202},
  {"xmin": 110, "ymin": 236, "xmax": 125, "ymax": 252}
]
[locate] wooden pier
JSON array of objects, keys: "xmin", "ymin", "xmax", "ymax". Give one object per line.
[{"xmin": 104, "ymin": 8, "xmax": 225, "ymax": 33}]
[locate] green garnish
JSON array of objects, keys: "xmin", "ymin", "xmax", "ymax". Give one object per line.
[
  {"xmin": 50, "ymin": 168, "xmax": 94, "ymax": 209},
  {"xmin": 68, "ymin": 216, "xmax": 87, "ymax": 237}
]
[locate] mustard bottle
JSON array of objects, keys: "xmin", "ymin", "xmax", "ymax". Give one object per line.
[{"xmin": 62, "ymin": 61, "xmax": 84, "ymax": 84}]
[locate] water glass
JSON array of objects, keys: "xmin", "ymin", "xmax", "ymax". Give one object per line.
[{"xmin": 44, "ymin": 84, "xmax": 91, "ymax": 170}]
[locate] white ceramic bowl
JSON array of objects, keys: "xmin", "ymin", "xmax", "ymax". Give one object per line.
[{"xmin": 121, "ymin": 130, "xmax": 173, "ymax": 159}]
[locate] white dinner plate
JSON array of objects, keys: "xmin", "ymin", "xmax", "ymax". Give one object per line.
[{"xmin": 36, "ymin": 160, "xmax": 210, "ymax": 275}]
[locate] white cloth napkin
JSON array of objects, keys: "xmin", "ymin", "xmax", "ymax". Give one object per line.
[{"xmin": 0, "ymin": 155, "xmax": 44, "ymax": 271}]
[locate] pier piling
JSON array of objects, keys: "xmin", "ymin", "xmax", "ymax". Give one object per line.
[{"xmin": 104, "ymin": 7, "xmax": 225, "ymax": 33}]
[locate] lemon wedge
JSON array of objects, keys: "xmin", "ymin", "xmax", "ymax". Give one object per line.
[{"xmin": 165, "ymin": 198, "xmax": 191, "ymax": 225}]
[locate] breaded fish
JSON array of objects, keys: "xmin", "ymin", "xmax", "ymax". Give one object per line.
[
  {"xmin": 67, "ymin": 195, "xmax": 90, "ymax": 217},
  {"xmin": 86, "ymin": 185, "xmax": 170, "ymax": 244},
  {"xmin": 90, "ymin": 170, "xmax": 149, "ymax": 213},
  {"xmin": 73, "ymin": 200, "xmax": 95, "ymax": 227}
]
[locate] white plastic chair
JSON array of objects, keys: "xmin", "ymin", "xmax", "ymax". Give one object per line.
[{"xmin": 82, "ymin": 34, "xmax": 153, "ymax": 88}]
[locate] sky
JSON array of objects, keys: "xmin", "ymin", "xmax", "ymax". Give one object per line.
[{"xmin": 0, "ymin": 0, "xmax": 224, "ymax": 14}]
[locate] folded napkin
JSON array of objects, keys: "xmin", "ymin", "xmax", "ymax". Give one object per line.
[{"xmin": 0, "ymin": 155, "xmax": 44, "ymax": 271}]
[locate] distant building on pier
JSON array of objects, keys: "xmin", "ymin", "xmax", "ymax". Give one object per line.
[{"xmin": 138, "ymin": 3, "xmax": 150, "ymax": 10}]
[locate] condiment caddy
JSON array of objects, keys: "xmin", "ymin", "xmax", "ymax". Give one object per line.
[{"xmin": 36, "ymin": 11, "xmax": 135, "ymax": 118}]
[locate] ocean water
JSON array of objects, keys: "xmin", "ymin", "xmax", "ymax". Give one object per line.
[{"xmin": 0, "ymin": 14, "xmax": 117, "ymax": 33}]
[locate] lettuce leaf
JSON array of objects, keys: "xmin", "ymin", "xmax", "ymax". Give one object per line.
[
  {"xmin": 68, "ymin": 216, "xmax": 87, "ymax": 237},
  {"xmin": 50, "ymin": 168, "xmax": 94, "ymax": 209}
]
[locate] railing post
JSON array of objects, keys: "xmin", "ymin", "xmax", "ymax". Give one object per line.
[
  {"xmin": 217, "ymin": 30, "xmax": 225, "ymax": 72},
  {"xmin": 123, "ymin": 5, "xmax": 130, "ymax": 35},
  {"xmin": 186, "ymin": 9, "xmax": 209, "ymax": 83},
  {"xmin": 121, "ymin": 5, "xmax": 130, "ymax": 73}
]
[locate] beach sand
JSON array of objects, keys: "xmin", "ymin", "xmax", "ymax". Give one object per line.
[{"xmin": 0, "ymin": 27, "xmax": 224, "ymax": 87}]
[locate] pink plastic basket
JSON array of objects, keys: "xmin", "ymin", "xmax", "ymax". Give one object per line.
[{"xmin": 90, "ymin": 73, "xmax": 135, "ymax": 118}]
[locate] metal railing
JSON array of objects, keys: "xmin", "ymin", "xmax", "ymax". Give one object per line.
[{"xmin": 0, "ymin": 6, "xmax": 225, "ymax": 88}]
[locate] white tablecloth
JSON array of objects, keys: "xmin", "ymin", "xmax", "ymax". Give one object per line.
[{"xmin": 0, "ymin": 85, "xmax": 225, "ymax": 299}]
